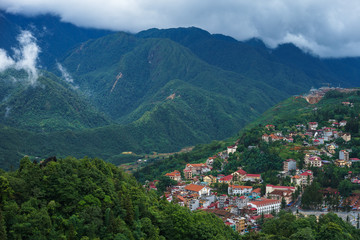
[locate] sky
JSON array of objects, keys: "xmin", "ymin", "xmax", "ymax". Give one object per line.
[{"xmin": 1, "ymin": 0, "xmax": 360, "ymax": 58}]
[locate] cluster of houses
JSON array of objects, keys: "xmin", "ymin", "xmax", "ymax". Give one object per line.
[
  {"xmin": 156, "ymin": 147, "xmax": 306, "ymax": 234},
  {"xmin": 145, "ymin": 104, "xmax": 360, "ymax": 234}
]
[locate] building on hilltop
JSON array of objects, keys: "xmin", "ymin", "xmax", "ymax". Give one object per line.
[{"xmin": 165, "ymin": 170, "xmax": 181, "ymax": 182}]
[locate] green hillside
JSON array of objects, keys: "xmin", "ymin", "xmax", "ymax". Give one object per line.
[
  {"xmin": 0, "ymin": 70, "xmax": 110, "ymax": 132},
  {"xmin": 60, "ymin": 33, "xmax": 286, "ymax": 121},
  {"xmin": 137, "ymin": 27, "xmax": 353, "ymax": 94},
  {"xmin": 0, "ymin": 156, "xmax": 239, "ymax": 239}
]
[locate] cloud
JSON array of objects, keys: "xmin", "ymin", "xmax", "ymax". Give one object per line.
[
  {"xmin": 56, "ymin": 62, "xmax": 73, "ymax": 83},
  {"xmin": 0, "ymin": 30, "xmax": 40, "ymax": 84},
  {"xmin": 1, "ymin": 0, "xmax": 360, "ymax": 57}
]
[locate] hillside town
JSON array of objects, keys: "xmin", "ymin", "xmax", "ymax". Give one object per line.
[{"xmin": 144, "ymin": 98, "xmax": 360, "ymax": 234}]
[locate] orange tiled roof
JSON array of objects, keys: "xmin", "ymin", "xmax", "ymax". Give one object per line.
[
  {"xmin": 230, "ymin": 185, "xmax": 252, "ymax": 189},
  {"xmin": 185, "ymin": 184, "xmax": 205, "ymax": 192}
]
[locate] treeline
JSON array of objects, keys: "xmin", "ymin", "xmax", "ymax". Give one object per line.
[
  {"xmin": 0, "ymin": 157, "xmax": 239, "ymax": 240},
  {"xmin": 244, "ymin": 211, "xmax": 360, "ymax": 240}
]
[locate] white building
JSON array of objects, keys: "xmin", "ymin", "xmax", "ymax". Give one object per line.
[
  {"xmin": 228, "ymin": 185, "xmax": 253, "ymax": 195},
  {"xmin": 248, "ymin": 199, "xmax": 281, "ymax": 214}
]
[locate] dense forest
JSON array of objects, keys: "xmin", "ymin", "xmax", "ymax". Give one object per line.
[{"xmin": 0, "ymin": 157, "xmax": 239, "ymax": 240}]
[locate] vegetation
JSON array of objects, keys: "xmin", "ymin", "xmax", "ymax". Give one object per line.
[
  {"xmin": 245, "ymin": 211, "xmax": 360, "ymax": 239},
  {"xmin": 0, "ymin": 157, "xmax": 239, "ymax": 239}
]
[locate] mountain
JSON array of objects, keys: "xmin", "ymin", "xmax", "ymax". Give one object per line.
[
  {"xmin": 0, "ymin": 10, "xmax": 114, "ymax": 68},
  {"xmin": 2, "ymin": 12, "xmax": 360, "ymax": 170},
  {"xmin": 137, "ymin": 27, "xmax": 360, "ymax": 92},
  {"xmin": 0, "ymin": 69, "xmax": 110, "ymax": 132}
]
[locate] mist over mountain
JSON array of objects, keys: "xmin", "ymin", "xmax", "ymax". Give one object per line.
[{"xmin": 1, "ymin": 12, "xmax": 360, "ymax": 169}]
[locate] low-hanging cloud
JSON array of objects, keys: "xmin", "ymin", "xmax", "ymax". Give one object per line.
[
  {"xmin": 0, "ymin": 30, "xmax": 40, "ymax": 84},
  {"xmin": 2, "ymin": 0, "xmax": 360, "ymax": 57}
]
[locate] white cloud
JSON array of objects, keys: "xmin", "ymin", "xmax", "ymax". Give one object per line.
[
  {"xmin": 56, "ymin": 62, "xmax": 73, "ymax": 83},
  {"xmin": 0, "ymin": 30, "xmax": 40, "ymax": 84},
  {"xmin": 2, "ymin": 0, "xmax": 360, "ymax": 57}
]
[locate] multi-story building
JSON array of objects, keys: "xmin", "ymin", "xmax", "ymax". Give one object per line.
[
  {"xmin": 228, "ymin": 185, "xmax": 253, "ymax": 195},
  {"xmin": 304, "ymin": 154, "xmax": 322, "ymax": 167},
  {"xmin": 248, "ymin": 199, "xmax": 281, "ymax": 214},
  {"xmin": 283, "ymin": 159, "xmax": 297, "ymax": 172},
  {"xmin": 165, "ymin": 170, "xmax": 181, "ymax": 181}
]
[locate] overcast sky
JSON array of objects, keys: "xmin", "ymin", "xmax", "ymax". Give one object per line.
[{"xmin": 1, "ymin": 0, "xmax": 360, "ymax": 58}]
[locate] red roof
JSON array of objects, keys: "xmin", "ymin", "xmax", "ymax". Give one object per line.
[
  {"xmin": 246, "ymin": 174, "xmax": 261, "ymax": 178},
  {"xmin": 300, "ymin": 171, "xmax": 313, "ymax": 176},
  {"xmin": 185, "ymin": 184, "xmax": 205, "ymax": 192},
  {"xmin": 229, "ymin": 185, "xmax": 252, "ymax": 189},
  {"xmin": 236, "ymin": 169, "xmax": 247, "ymax": 175},
  {"xmin": 266, "ymin": 185, "xmax": 295, "ymax": 190},
  {"xmin": 165, "ymin": 170, "xmax": 181, "ymax": 177},
  {"xmin": 220, "ymin": 175, "xmax": 233, "ymax": 181},
  {"xmin": 252, "ymin": 188, "xmax": 261, "ymax": 193},
  {"xmin": 249, "ymin": 199, "xmax": 280, "ymax": 206}
]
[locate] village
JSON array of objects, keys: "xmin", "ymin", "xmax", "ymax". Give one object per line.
[{"xmin": 144, "ymin": 99, "xmax": 360, "ymax": 234}]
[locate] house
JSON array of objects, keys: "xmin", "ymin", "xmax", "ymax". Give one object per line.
[
  {"xmin": 283, "ymin": 159, "xmax": 297, "ymax": 172},
  {"xmin": 340, "ymin": 120, "xmax": 347, "ymax": 127},
  {"xmin": 299, "ymin": 170, "xmax": 313, "ymax": 185},
  {"xmin": 243, "ymin": 174, "xmax": 262, "ymax": 182},
  {"xmin": 335, "ymin": 159, "xmax": 352, "ymax": 168},
  {"xmin": 206, "ymin": 156, "xmax": 216, "ymax": 166},
  {"xmin": 203, "ymin": 175, "xmax": 216, "ymax": 184},
  {"xmin": 265, "ymin": 124, "xmax": 275, "ymax": 130},
  {"xmin": 268, "ymin": 189, "xmax": 293, "ymax": 204},
  {"xmin": 291, "ymin": 175, "xmax": 302, "ymax": 186},
  {"xmin": 265, "ymin": 185, "xmax": 295, "ymax": 196},
  {"xmin": 308, "ymin": 122, "xmax": 318, "ymax": 130},
  {"xmin": 248, "ymin": 199, "xmax": 281, "ymax": 214},
  {"xmin": 339, "ymin": 150, "xmax": 350, "ymax": 161},
  {"xmin": 231, "ymin": 169, "xmax": 247, "ymax": 181},
  {"xmin": 235, "ymin": 217, "xmax": 247, "ymax": 234},
  {"xmin": 219, "ymin": 175, "xmax": 233, "ymax": 184},
  {"xmin": 184, "ymin": 184, "xmax": 210, "ymax": 196},
  {"xmin": 183, "ymin": 169, "xmax": 193, "ymax": 179},
  {"xmin": 165, "ymin": 170, "xmax": 181, "ymax": 182},
  {"xmin": 228, "ymin": 185, "xmax": 253, "ymax": 195},
  {"xmin": 342, "ymin": 133, "xmax": 351, "ymax": 142},
  {"xmin": 227, "ymin": 145, "xmax": 238, "ymax": 155},
  {"xmin": 304, "ymin": 154, "xmax": 322, "ymax": 167},
  {"xmin": 183, "ymin": 163, "xmax": 210, "ymax": 176},
  {"xmin": 189, "ymin": 199, "xmax": 200, "ymax": 211},
  {"xmin": 252, "ymin": 188, "xmax": 261, "ymax": 198}
]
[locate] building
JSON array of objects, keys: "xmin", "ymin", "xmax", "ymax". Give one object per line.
[
  {"xmin": 203, "ymin": 175, "xmax": 216, "ymax": 184},
  {"xmin": 339, "ymin": 150, "xmax": 350, "ymax": 161},
  {"xmin": 266, "ymin": 185, "xmax": 295, "ymax": 195},
  {"xmin": 308, "ymin": 122, "xmax": 318, "ymax": 130},
  {"xmin": 340, "ymin": 120, "xmax": 347, "ymax": 127},
  {"xmin": 184, "ymin": 184, "xmax": 210, "ymax": 196},
  {"xmin": 183, "ymin": 163, "xmax": 211, "ymax": 176},
  {"xmin": 304, "ymin": 154, "xmax": 322, "ymax": 167},
  {"xmin": 243, "ymin": 174, "xmax": 262, "ymax": 182},
  {"xmin": 235, "ymin": 217, "xmax": 247, "ymax": 234},
  {"xmin": 227, "ymin": 145, "xmax": 238, "ymax": 155},
  {"xmin": 268, "ymin": 189, "xmax": 293, "ymax": 204},
  {"xmin": 165, "ymin": 170, "xmax": 181, "ymax": 181},
  {"xmin": 335, "ymin": 159, "xmax": 352, "ymax": 168},
  {"xmin": 219, "ymin": 174, "xmax": 233, "ymax": 184},
  {"xmin": 342, "ymin": 133, "xmax": 351, "ymax": 142},
  {"xmin": 283, "ymin": 159, "xmax": 297, "ymax": 172},
  {"xmin": 228, "ymin": 185, "xmax": 253, "ymax": 195},
  {"xmin": 231, "ymin": 169, "xmax": 247, "ymax": 181},
  {"xmin": 299, "ymin": 170, "xmax": 313, "ymax": 185},
  {"xmin": 248, "ymin": 199, "xmax": 281, "ymax": 214},
  {"xmin": 189, "ymin": 199, "xmax": 200, "ymax": 211}
]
